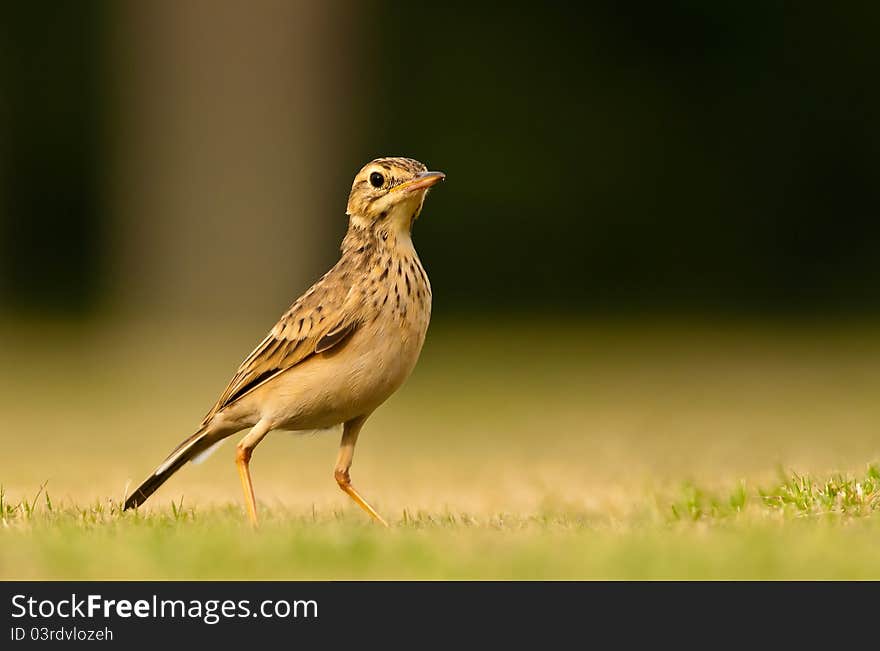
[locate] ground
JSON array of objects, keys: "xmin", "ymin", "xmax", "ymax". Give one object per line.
[{"xmin": 1, "ymin": 317, "xmax": 878, "ymax": 579}]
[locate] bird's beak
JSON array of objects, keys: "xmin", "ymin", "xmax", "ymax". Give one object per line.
[{"xmin": 390, "ymin": 171, "xmax": 446, "ymax": 194}]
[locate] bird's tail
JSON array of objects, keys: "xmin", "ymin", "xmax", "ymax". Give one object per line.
[{"xmin": 123, "ymin": 425, "xmax": 222, "ymax": 511}]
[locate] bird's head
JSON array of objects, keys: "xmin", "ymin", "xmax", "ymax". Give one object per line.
[{"xmin": 346, "ymin": 157, "xmax": 445, "ymax": 233}]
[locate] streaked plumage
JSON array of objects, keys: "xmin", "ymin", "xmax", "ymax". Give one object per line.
[{"xmin": 124, "ymin": 157, "xmax": 444, "ymax": 525}]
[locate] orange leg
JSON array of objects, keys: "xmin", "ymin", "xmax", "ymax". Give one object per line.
[
  {"xmin": 335, "ymin": 416, "xmax": 388, "ymax": 527},
  {"xmin": 235, "ymin": 420, "xmax": 271, "ymax": 526}
]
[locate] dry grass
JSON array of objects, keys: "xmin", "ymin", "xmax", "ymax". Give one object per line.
[{"xmin": 1, "ymin": 315, "xmax": 879, "ymax": 579}]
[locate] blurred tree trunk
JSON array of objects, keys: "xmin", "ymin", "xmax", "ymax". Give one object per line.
[{"xmin": 107, "ymin": 0, "xmax": 363, "ymax": 319}]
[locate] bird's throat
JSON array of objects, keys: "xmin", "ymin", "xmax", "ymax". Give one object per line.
[{"xmin": 342, "ymin": 216, "xmax": 415, "ymax": 258}]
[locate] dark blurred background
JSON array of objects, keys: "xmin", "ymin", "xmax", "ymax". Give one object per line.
[{"xmin": 1, "ymin": 1, "xmax": 879, "ymax": 318}]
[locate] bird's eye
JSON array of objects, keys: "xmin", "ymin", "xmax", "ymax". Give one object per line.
[{"xmin": 369, "ymin": 172, "xmax": 385, "ymax": 188}]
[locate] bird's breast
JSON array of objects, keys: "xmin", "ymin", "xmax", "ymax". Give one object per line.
[
  {"xmin": 253, "ymin": 250, "xmax": 432, "ymax": 431},
  {"xmin": 352, "ymin": 248, "xmax": 432, "ymax": 397}
]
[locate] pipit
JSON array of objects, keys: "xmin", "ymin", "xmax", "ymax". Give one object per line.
[{"xmin": 124, "ymin": 157, "xmax": 445, "ymax": 526}]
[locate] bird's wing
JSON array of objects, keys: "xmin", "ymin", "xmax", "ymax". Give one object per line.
[{"xmin": 202, "ymin": 268, "xmax": 365, "ymax": 422}]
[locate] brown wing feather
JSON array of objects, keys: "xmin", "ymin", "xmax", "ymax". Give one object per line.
[
  {"xmin": 315, "ymin": 321, "xmax": 358, "ymax": 353},
  {"xmin": 201, "ymin": 265, "xmax": 366, "ymax": 423}
]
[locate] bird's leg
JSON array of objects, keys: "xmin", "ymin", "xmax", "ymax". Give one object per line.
[
  {"xmin": 334, "ymin": 416, "xmax": 389, "ymax": 527},
  {"xmin": 235, "ymin": 419, "xmax": 271, "ymax": 526}
]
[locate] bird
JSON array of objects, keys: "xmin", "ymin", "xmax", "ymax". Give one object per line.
[{"xmin": 123, "ymin": 157, "xmax": 445, "ymax": 526}]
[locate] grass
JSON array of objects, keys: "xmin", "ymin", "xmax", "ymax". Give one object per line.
[
  {"xmin": 1, "ymin": 316, "xmax": 880, "ymax": 579},
  {"xmin": 670, "ymin": 465, "xmax": 880, "ymax": 521},
  {"xmin": 1, "ymin": 465, "xmax": 878, "ymax": 580}
]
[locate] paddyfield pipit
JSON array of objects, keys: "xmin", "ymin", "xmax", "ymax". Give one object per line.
[{"xmin": 124, "ymin": 157, "xmax": 445, "ymax": 526}]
